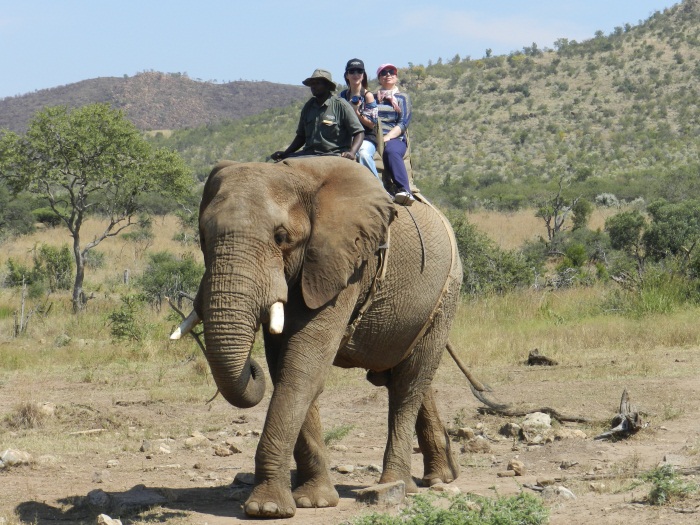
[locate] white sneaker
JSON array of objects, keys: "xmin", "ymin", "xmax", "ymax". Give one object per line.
[{"xmin": 393, "ymin": 191, "xmax": 415, "ymax": 206}]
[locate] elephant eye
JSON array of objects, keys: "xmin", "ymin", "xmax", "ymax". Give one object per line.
[{"xmin": 274, "ymin": 228, "xmax": 288, "ymax": 246}]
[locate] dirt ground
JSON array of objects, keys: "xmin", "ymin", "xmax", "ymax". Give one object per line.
[{"xmin": 2, "ymin": 346, "xmax": 700, "ymax": 525}]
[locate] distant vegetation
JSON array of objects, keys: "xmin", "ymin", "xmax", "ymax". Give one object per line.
[
  {"xmin": 0, "ymin": 71, "xmax": 308, "ymax": 132},
  {"xmin": 4, "ymin": 1, "xmax": 700, "ymax": 305}
]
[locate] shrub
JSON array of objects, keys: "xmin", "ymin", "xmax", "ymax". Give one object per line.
[
  {"xmin": 32, "ymin": 207, "xmax": 62, "ymax": 227},
  {"xmin": 351, "ymin": 492, "xmax": 548, "ymax": 525},
  {"xmin": 33, "ymin": 244, "xmax": 73, "ymax": 291},
  {"xmin": 642, "ymin": 464, "xmax": 698, "ymax": 505},
  {"xmin": 138, "ymin": 251, "xmax": 204, "ymax": 308},
  {"xmin": 107, "ymin": 294, "xmax": 147, "ymax": 342},
  {"xmin": 449, "ymin": 213, "xmax": 537, "ymax": 295},
  {"xmin": 596, "ymin": 193, "xmax": 620, "ymax": 207}
]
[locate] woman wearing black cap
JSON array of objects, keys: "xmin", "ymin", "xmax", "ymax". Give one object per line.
[{"xmin": 339, "ymin": 58, "xmax": 380, "ymax": 179}]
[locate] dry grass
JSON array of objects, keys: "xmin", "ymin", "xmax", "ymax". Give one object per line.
[
  {"xmin": 0, "ymin": 215, "xmax": 201, "ymax": 289},
  {"xmin": 465, "ymin": 207, "xmax": 619, "ymax": 250}
]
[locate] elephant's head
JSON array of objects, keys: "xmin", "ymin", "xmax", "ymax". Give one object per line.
[{"xmin": 186, "ymin": 157, "xmax": 394, "ymax": 408}]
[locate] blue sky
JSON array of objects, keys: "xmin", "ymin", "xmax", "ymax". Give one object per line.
[{"xmin": 0, "ymin": 0, "xmax": 680, "ymax": 99}]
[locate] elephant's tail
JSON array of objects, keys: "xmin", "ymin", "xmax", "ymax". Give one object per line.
[{"xmin": 445, "ymin": 340, "xmax": 509, "ymax": 410}]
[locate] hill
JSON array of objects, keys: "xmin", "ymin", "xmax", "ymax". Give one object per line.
[
  {"xmin": 0, "ymin": 71, "xmax": 308, "ymax": 132},
  {"xmin": 155, "ymin": 0, "xmax": 700, "ymax": 208}
]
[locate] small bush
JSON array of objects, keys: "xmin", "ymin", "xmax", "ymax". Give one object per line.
[
  {"xmin": 351, "ymin": 492, "xmax": 548, "ymax": 525},
  {"xmin": 107, "ymin": 294, "xmax": 148, "ymax": 342},
  {"xmin": 450, "ymin": 213, "xmax": 537, "ymax": 295},
  {"xmin": 323, "ymin": 424, "xmax": 354, "ymax": 446},
  {"xmin": 4, "ymin": 402, "xmax": 47, "ymax": 429},
  {"xmin": 32, "ymin": 207, "xmax": 62, "ymax": 227},
  {"xmin": 642, "ymin": 465, "xmax": 698, "ymax": 505},
  {"xmin": 138, "ymin": 251, "xmax": 204, "ymax": 307},
  {"xmin": 33, "ymin": 244, "xmax": 73, "ymax": 291}
]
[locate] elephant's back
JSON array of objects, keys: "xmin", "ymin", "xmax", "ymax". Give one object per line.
[{"xmin": 343, "ymin": 200, "xmax": 462, "ymax": 368}]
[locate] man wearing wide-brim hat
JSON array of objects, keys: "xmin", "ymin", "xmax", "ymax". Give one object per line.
[{"xmin": 271, "ymin": 69, "xmax": 364, "ymax": 161}]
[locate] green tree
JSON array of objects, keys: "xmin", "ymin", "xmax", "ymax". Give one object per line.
[
  {"xmin": 605, "ymin": 209, "xmax": 646, "ymax": 273},
  {"xmin": 0, "ymin": 103, "xmax": 192, "ymax": 312},
  {"xmin": 571, "ymin": 198, "xmax": 593, "ymax": 231}
]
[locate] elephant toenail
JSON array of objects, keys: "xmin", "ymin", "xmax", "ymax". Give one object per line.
[
  {"xmin": 297, "ymin": 497, "xmax": 312, "ymax": 508},
  {"xmin": 262, "ymin": 502, "xmax": 278, "ymax": 514}
]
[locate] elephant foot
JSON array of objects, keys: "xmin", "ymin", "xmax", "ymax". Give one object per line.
[
  {"xmin": 292, "ymin": 480, "xmax": 339, "ymax": 508},
  {"xmin": 244, "ymin": 480, "xmax": 296, "ymax": 518},
  {"xmin": 421, "ymin": 452, "xmax": 460, "ymax": 487},
  {"xmin": 379, "ymin": 471, "xmax": 420, "ymax": 493}
]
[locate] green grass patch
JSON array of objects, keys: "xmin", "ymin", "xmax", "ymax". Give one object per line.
[
  {"xmin": 350, "ymin": 492, "xmax": 548, "ymax": 525},
  {"xmin": 642, "ymin": 465, "xmax": 698, "ymax": 506},
  {"xmin": 323, "ymin": 424, "xmax": 354, "ymax": 445}
]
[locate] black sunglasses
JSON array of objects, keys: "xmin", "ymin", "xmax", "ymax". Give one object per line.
[
  {"xmin": 379, "ymin": 69, "xmax": 397, "ymax": 77},
  {"xmin": 347, "ymin": 68, "xmax": 364, "ymax": 75}
]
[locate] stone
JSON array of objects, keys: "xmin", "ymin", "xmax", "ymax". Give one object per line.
[
  {"xmin": 330, "ymin": 444, "xmax": 348, "ymax": 452},
  {"xmin": 507, "ymin": 459, "xmax": 526, "ymax": 476},
  {"xmin": 87, "ymin": 489, "xmax": 111, "ymax": 510},
  {"xmin": 109, "ymin": 485, "xmax": 168, "ymax": 515},
  {"xmin": 499, "ymin": 422, "xmax": 521, "ymax": 438},
  {"xmin": 93, "ymin": 470, "xmax": 112, "ymax": 483},
  {"xmin": 36, "ymin": 402, "xmax": 56, "ymax": 417},
  {"xmin": 184, "ymin": 432, "xmax": 209, "ymax": 448},
  {"xmin": 224, "ymin": 438, "xmax": 243, "ymax": 453},
  {"xmin": 429, "ymin": 483, "xmax": 461, "ymax": 494},
  {"xmin": 589, "ymin": 482, "xmax": 606, "ymax": 492},
  {"xmin": 497, "ymin": 470, "xmax": 516, "ymax": 477},
  {"xmin": 457, "ymin": 427, "xmax": 475, "ymax": 439},
  {"xmin": 106, "ymin": 460, "xmax": 120, "ymax": 468},
  {"xmin": 462, "ymin": 436, "xmax": 491, "ymax": 454},
  {"xmin": 1, "ymin": 449, "xmax": 32, "ymax": 467},
  {"xmin": 521, "ymin": 412, "xmax": 552, "ymax": 432},
  {"xmin": 537, "ymin": 478, "xmax": 557, "ymax": 487},
  {"xmin": 233, "ymin": 472, "xmax": 256, "ymax": 486},
  {"xmin": 356, "ymin": 480, "xmax": 405, "ymax": 505},
  {"xmin": 97, "ymin": 514, "xmax": 122, "ymax": 525},
  {"xmin": 213, "ymin": 444, "xmax": 233, "ymax": 457},
  {"xmin": 541, "ymin": 485, "xmax": 576, "ymax": 501},
  {"xmin": 365, "ymin": 464, "xmax": 382, "ymax": 473},
  {"xmin": 559, "ymin": 460, "xmax": 578, "ymax": 470},
  {"xmin": 547, "ymin": 428, "xmax": 587, "ymax": 442},
  {"xmin": 335, "ymin": 464, "xmax": 355, "ymax": 474}
]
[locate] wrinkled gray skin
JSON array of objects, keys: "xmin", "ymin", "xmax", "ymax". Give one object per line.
[{"xmin": 193, "ymin": 157, "xmax": 462, "ymax": 518}]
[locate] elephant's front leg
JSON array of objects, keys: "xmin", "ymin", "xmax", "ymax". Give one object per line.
[
  {"xmin": 245, "ymin": 300, "xmax": 351, "ymax": 518},
  {"xmin": 292, "ymin": 400, "xmax": 339, "ymax": 508}
]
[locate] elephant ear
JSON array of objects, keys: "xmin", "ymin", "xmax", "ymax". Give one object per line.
[{"xmin": 302, "ymin": 165, "xmax": 395, "ymax": 310}]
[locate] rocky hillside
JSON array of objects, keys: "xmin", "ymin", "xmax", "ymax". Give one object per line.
[
  {"xmin": 0, "ymin": 71, "xmax": 308, "ymax": 132},
  {"xmin": 157, "ymin": 0, "xmax": 700, "ymax": 208}
]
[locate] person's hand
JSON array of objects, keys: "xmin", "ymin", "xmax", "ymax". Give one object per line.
[
  {"xmin": 340, "ymin": 151, "xmax": 356, "ymax": 160},
  {"xmin": 271, "ymin": 151, "xmax": 285, "ymax": 161}
]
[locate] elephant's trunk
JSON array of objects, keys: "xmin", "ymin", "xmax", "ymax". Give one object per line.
[
  {"xmin": 203, "ymin": 305, "xmax": 266, "ymax": 409},
  {"xmin": 197, "ymin": 229, "xmax": 289, "ymax": 409}
]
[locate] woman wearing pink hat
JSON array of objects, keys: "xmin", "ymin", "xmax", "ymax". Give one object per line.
[{"xmin": 375, "ymin": 63, "xmax": 414, "ymax": 205}]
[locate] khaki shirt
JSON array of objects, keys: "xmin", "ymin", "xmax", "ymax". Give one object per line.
[{"xmin": 296, "ymin": 96, "xmax": 363, "ymax": 155}]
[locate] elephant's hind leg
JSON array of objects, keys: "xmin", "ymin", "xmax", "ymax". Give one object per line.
[
  {"xmin": 416, "ymin": 388, "xmax": 459, "ymax": 486},
  {"xmin": 379, "ymin": 352, "xmax": 441, "ymax": 493},
  {"xmin": 292, "ymin": 400, "xmax": 340, "ymax": 508}
]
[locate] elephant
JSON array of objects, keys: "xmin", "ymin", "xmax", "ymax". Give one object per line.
[{"xmin": 172, "ymin": 156, "xmax": 463, "ymax": 518}]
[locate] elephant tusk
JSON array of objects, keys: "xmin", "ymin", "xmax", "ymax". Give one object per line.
[
  {"xmin": 170, "ymin": 310, "xmax": 201, "ymax": 340},
  {"xmin": 269, "ymin": 302, "xmax": 284, "ymax": 334}
]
